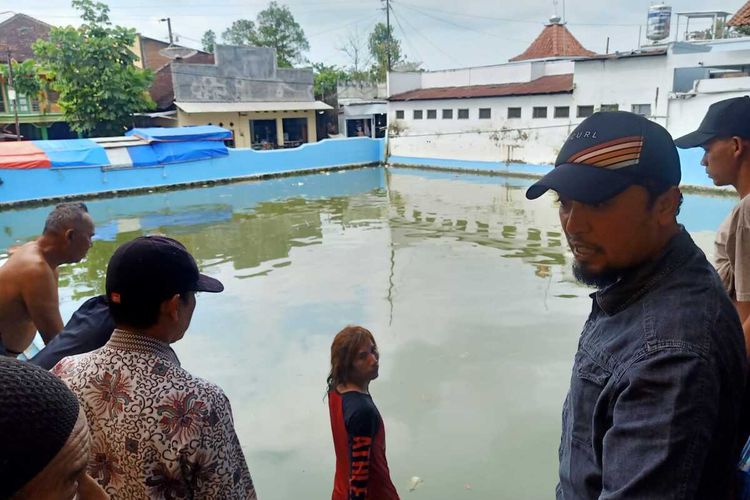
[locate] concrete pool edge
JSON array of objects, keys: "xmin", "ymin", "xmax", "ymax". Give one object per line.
[
  {"xmin": 0, "ymin": 162, "xmax": 384, "ymax": 209},
  {"xmin": 386, "ymin": 161, "xmax": 737, "ymax": 198}
]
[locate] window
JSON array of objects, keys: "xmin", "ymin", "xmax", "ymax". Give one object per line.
[
  {"xmin": 427, "ymin": 109, "xmax": 437, "ymax": 119},
  {"xmin": 532, "ymin": 106, "xmax": 547, "ymax": 119},
  {"xmin": 507, "ymin": 107, "xmax": 521, "ymax": 119},
  {"xmin": 577, "ymin": 105, "xmax": 594, "ymax": 118},
  {"xmin": 478, "ymin": 108, "xmax": 491, "ymax": 119},
  {"xmin": 413, "ymin": 110, "xmax": 423, "ymax": 119},
  {"xmin": 442, "ymin": 109, "xmax": 453, "ymax": 119},
  {"xmin": 458, "ymin": 108, "xmax": 469, "ymax": 119},
  {"xmin": 396, "ymin": 110, "xmax": 404, "ymax": 119},
  {"xmin": 600, "ymin": 104, "xmax": 619, "ymax": 112},
  {"xmin": 554, "ymin": 106, "xmax": 570, "ymax": 118},
  {"xmin": 15, "ymin": 94, "xmax": 30, "ymax": 113},
  {"xmin": 631, "ymin": 104, "xmax": 651, "ymax": 116}
]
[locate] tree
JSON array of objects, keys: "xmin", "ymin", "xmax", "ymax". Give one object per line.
[
  {"xmin": 0, "ymin": 59, "xmax": 53, "ymax": 114},
  {"xmin": 312, "ymin": 63, "xmax": 348, "ymax": 101},
  {"xmin": 221, "ymin": 2, "xmax": 309, "ymax": 68},
  {"xmin": 338, "ymin": 28, "xmax": 371, "ymax": 80},
  {"xmin": 368, "ymin": 22, "xmax": 403, "ymax": 82},
  {"xmin": 33, "ymin": 0, "xmax": 154, "ymax": 137},
  {"xmin": 254, "ymin": 2, "xmax": 309, "ymax": 68},
  {"xmin": 222, "ymin": 19, "xmax": 257, "ymax": 46},
  {"xmin": 201, "ymin": 29, "xmax": 216, "ymax": 53}
]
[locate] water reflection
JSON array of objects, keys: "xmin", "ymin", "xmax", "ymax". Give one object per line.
[{"xmin": 0, "ymin": 166, "xmax": 734, "ymax": 499}]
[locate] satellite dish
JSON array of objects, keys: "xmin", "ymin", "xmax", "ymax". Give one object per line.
[{"xmin": 159, "ymin": 46, "xmax": 198, "ymax": 60}]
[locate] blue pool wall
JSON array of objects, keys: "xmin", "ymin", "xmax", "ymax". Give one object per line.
[
  {"xmin": 388, "ymin": 147, "xmax": 724, "ymax": 192},
  {"xmin": 0, "ymin": 137, "xmax": 385, "ymax": 206}
]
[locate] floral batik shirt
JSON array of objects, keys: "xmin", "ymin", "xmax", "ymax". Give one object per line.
[{"xmin": 52, "ymin": 329, "xmax": 257, "ymax": 500}]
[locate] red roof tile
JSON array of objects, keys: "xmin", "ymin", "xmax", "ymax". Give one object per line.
[
  {"xmin": 729, "ymin": 0, "xmax": 750, "ymax": 26},
  {"xmin": 510, "ymin": 23, "xmax": 595, "ymax": 62},
  {"xmin": 388, "ymin": 74, "xmax": 574, "ymax": 102}
]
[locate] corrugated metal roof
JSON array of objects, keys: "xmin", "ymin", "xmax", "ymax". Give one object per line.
[
  {"xmin": 175, "ymin": 101, "xmax": 333, "ymax": 113},
  {"xmin": 388, "ymin": 74, "xmax": 574, "ymax": 102},
  {"xmin": 509, "ymin": 23, "xmax": 596, "ymax": 62},
  {"xmin": 729, "ymin": 1, "xmax": 750, "ymax": 26}
]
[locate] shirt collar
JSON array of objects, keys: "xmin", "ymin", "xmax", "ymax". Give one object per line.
[
  {"xmin": 106, "ymin": 329, "xmax": 181, "ymax": 366},
  {"xmin": 593, "ymin": 227, "xmax": 697, "ymax": 316}
]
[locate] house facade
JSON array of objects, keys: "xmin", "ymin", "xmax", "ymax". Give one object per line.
[
  {"xmin": 0, "ymin": 13, "xmax": 72, "ymax": 140},
  {"xmin": 131, "ymin": 34, "xmax": 215, "ymax": 115},
  {"xmin": 171, "ymin": 45, "xmax": 331, "ymax": 149}
]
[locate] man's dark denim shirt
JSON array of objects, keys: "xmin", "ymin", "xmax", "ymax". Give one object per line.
[{"xmin": 557, "ymin": 228, "xmax": 747, "ymax": 499}]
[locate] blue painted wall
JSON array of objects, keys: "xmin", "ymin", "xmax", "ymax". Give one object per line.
[{"xmin": 0, "ymin": 137, "xmax": 384, "ymax": 206}]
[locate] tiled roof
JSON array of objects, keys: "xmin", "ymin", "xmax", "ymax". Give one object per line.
[
  {"xmin": 0, "ymin": 14, "xmax": 52, "ymax": 62},
  {"xmin": 510, "ymin": 23, "xmax": 596, "ymax": 62},
  {"xmin": 729, "ymin": 0, "xmax": 750, "ymax": 26},
  {"xmin": 388, "ymin": 74, "xmax": 574, "ymax": 101}
]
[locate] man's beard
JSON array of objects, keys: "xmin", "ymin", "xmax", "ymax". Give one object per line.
[{"xmin": 572, "ymin": 261, "xmax": 626, "ymax": 289}]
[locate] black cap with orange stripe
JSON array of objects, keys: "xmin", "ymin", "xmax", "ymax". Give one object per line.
[{"xmin": 526, "ymin": 111, "xmax": 681, "ymax": 204}]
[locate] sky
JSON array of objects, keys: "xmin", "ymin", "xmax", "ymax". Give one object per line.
[{"xmin": 2, "ymin": 0, "xmax": 747, "ymax": 71}]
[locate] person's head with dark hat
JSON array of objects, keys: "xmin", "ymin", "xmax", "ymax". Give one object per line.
[
  {"xmin": 106, "ymin": 235, "xmax": 224, "ymax": 344},
  {"xmin": 526, "ymin": 111, "xmax": 683, "ymax": 288},
  {"xmin": 675, "ymin": 96, "xmax": 750, "ymax": 190},
  {"xmin": 0, "ymin": 357, "xmax": 107, "ymax": 499}
]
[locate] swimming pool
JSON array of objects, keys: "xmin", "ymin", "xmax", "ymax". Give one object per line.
[{"xmin": 0, "ymin": 166, "xmax": 735, "ymax": 498}]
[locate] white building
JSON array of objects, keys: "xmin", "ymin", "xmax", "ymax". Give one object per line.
[{"xmin": 387, "ymin": 7, "xmax": 750, "ymax": 166}]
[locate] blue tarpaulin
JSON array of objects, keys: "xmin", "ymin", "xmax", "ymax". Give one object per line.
[
  {"xmin": 127, "ymin": 141, "xmax": 228, "ymax": 166},
  {"xmin": 33, "ymin": 139, "xmax": 109, "ymax": 168},
  {"xmin": 126, "ymin": 126, "xmax": 232, "ymax": 142},
  {"xmin": 125, "ymin": 145, "xmax": 160, "ymax": 167}
]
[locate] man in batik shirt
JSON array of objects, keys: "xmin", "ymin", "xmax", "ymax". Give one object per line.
[{"xmin": 53, "ymin": 235, "xmax": 257, "ymax": 499}]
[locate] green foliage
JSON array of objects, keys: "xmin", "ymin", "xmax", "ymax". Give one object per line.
[
  {"xmin": 368, "ymin": 22, "xmax": 403, "ymax": 82},
  {"xmin": 201, "ymin": 29, "xmax": 216, "ymax": 53},
  {"xmin": 222, "ymin": 19, "xmax": 257, "ymax": 46},
  {"xmin": 1, "ymin": 60, "xmax": 43, "ymax": 101},
  {"xmin": 255, "ymin": 2, "xmax": 309, "ymax": 67},
  {"xmin": 312, "ymin": 63, "xmax": 348, "ymax": 100},
  {"xmin": 735, "ymin": 25, "xmax": 750, "ymax": 37},
  {"xmin": 221, "ymin": 2, "xmax": 309, "ymax": 68},
  {"xmin": 32, "ymin": 0, "xmax": 155, "ymax": 137}
]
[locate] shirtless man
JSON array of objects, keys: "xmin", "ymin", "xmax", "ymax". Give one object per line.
[{"xmin": 0, "ymin": 202, "xmax": 94, "ymax": 356}]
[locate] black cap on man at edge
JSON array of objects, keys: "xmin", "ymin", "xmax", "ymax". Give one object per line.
[
  {"xmin": 674, "ymin": 96, "xmax": 750, "ymax": 149},
  {"xmin": 525, "ymin": 111, "xmax": 681, "ymax": 204},
  {"xmin": 106, "ymin": 235, "xmax": 223, "ymax": 307}
]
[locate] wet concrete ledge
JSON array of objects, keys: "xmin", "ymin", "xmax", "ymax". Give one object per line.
[
  {"xmin": 387, "ymin": 154, "xmax": 737, "ymax": 199},
  {"xmin": 0, "ymin": 163, "xmax": 382, "ymax": 209}
]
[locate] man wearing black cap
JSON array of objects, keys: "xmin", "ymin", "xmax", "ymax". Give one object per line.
[
  {"xmin": 675, "ymin": 96, "xmax": 750, "ymax": 357},
  {"xmin": 527, "ymin": 111, "xmax": 746, "ymax": 498},
  {"xmin": 52, "ymin": 235, "xmax": 257, "ymax": 499}
]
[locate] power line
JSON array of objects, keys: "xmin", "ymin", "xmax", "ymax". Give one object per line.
[
  {"xmin": 307, "ymin": 12, "xmax": 381, "ymax": 38},
  {"xmin": 397, "ymin": 2, "xmax": 533, "ymax": 44},
  {"xmin": 389, "ymin": 3, "xmax": 463, "ymax": 67},
  {"xmin": 388, "ymin": 4, "xmax": 423, "ymax": 64},
  {"xmin": 397, "ymin": 0, "xmax": 541, "ymax": 25}
]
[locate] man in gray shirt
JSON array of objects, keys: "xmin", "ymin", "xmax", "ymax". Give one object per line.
[{"xmin": 676, "ymin": 96, "xmax": 750, "ymax": 356}]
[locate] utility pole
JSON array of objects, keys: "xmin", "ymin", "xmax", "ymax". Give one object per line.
[
  {"xmin": 383, "ymin": 0, "xmax": 391, "ymax": 72},
  {"xmin": 5, "ymin": 48, "xmax": 20, "ymax": 141},
  {"xmin": 159, "ymin": 17, "xmax": 173, "ymax": 45}
]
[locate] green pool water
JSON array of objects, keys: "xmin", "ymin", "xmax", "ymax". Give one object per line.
[{"xmin": 0, "ymin": 166, "xmax": 729, "ymax": 499}]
